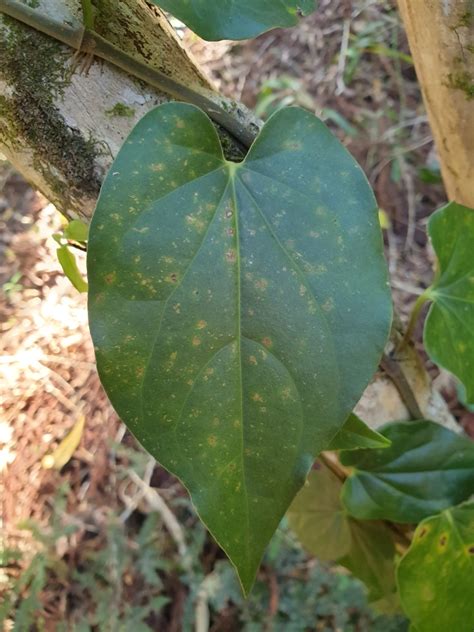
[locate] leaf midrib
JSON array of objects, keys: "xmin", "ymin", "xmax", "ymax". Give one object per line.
[{"xmin": 229, "ymin": 167, "xmax": 252, "ymax": 573}]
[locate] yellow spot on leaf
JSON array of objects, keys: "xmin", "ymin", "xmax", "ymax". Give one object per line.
[
  {"xmin": 196, "ymin": 320, "xmax": 207, "ymax": 330},
  {"xmin": 192, "ymin": 336, "xmax": 201, "ymax": 347},
  {"xmin": 150, "ymin": 163, "xmax": 165, "ymax": 172},
  {"xmin": 322, "ymin": 298, "xmax": 335, "ymax": 312}
]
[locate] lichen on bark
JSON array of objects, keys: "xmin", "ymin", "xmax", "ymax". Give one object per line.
[{"xmin": 0, "ymin": 17, "xmax": 101, "ymax": 208}]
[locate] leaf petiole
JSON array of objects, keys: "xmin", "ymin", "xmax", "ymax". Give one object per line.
[{"xmin": 398, "ymin": 288, "xmax": 432, "ymax": 351}]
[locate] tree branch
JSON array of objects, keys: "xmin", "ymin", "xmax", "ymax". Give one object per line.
[{"xmin": 0, "ymin": 0, "xmax": 260, "ymax": 148}]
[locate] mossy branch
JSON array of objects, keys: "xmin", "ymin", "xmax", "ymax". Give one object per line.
[{"xmin": 0, "ymin": 0, "xmax": 260, "ymax": 149}]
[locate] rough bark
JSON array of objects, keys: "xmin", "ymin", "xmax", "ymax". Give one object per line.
[
  {"xmin": 0, "ymin": 0, "xmax": 225, "ymax": 221},
  {"xmin": 397, "ymin": 0, "xmax": 474, "ymax": 206}
]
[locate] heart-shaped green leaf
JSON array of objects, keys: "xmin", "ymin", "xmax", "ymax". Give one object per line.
[
  {"xmin": 328, "ymin": 413, "xmax": 391, "ymax": 451},
  {"xmin": 397, "ymin": 501, "xmax": 474, "ymax": 632},
  {"xmin": 341, "ymin": 420, "xmax": 474, "ymax": 523},
  {"xmin": 424, "ymin": 202, "xmax": 474, "ymax": 404},
  {"xmin": 288, "ymin": 462, "xmax": 397, "ymax": 603},
  {"xmin": 154, "ymin": 0, "xmax": 317, "ymax": 41},
  {"xmin": 288, "ymin": 463, "xmax": 351, "ymax": 561},
  {"xmin": 87, "ymin": 102, "xmax": 391, "ymax": 592},
  {"xmin": 340, "ymin": 520, "xmax": 397, "ymax": 605}
]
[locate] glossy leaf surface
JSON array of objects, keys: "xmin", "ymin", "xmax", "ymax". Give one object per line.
[
  {"xmin": 155, "ymin": 0, "xmax": 317, "ymax": 41},
  {"xmin": 424, "ymin": 202, "xmax": 474, "ymax": 404},
  {"xmin": 88, "ymin": 102, "xmax": 391, "ymax": 592},
  {"xmin": 397, "ymin": 501, "xmax": 474, "ymax": 632},
  {"xmin": 328, "ymin": 413, "xmax": 391, "ymax": 451},
  {"xmin": 288, "ymin": 462, "xmax": 396, "ymax": 602},
  {"xmin": 341, "ymin": 420, "xmax": 474, "ymax": 523}
]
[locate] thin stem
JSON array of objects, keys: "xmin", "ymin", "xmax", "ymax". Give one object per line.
[
  {"xmin": 380, "ymin": 353, "xmax": 424, "ymax": 420},
  {"xmin": 398, "ymin": 288, "xmax": 431, "ymax": 351},
  {"xmin": 319, "ymin": 452, "xmax": 348, "ymax": 482}
]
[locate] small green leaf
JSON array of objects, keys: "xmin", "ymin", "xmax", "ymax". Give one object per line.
[
  {"xmin": 341, "ymin": 420, "xmax": 474, "ymax": 523},
  {"xmin": 288, "ymin": 462, "xmax": 397, "ymax": 602},
  {"xmin": 287, "ymin": 464, "xmax": 351, "ymax": 560},
  {"xmin": 397, "ymin": 501, "xmax": 474, "ymax": 632},
  {"xmin": 88, "ymin": 102, "xmax": 391, "ymax": 593},
  {"xmin": 328, "ymin": 413, "xmax": 391, "ymax": 451},
  {"xmin": 64, "ymin": 219, "xmax": 89, "ymax": 242},
  {"xmin": 340, "ymin": 519, "xmax": 397, "ymax": 604},
  {"xmin": 57, "ymin": 246, "xmax": 88, "ymax": 293},
  {"xmin": 154, "ymin": 0, "xmax": 317, "ymax": 41},
  {"xmin": 424, "ymin": 202, "xmax": 474, "ymax": 404}
]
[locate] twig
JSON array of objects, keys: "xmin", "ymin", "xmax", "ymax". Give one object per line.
[
  {"xmin": 400, "ymin": 155, "xmax": 417, "ymax": 250},
  {"xmin": 195, "ymin": 585, "xmax": 210, "ymax": 632},
  {"xmin": 397, "ymin": 289, "xmax": 431, "ymax": 352},
  {"xmin": 319, "ymin": 452, "xmax": 348, "ymax": 482},
  {"xmin": 127, "ymin": 468, "xmax": 190, "ymax": 565},
  {"xmin": 380, "ymin": 353, "xmax": 424, "ymax": 420},
  {"xmin": 335, "ymin": 18, "xmax": 351, "ymax": 95}
]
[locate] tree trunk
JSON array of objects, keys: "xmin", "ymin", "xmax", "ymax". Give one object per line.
[
  {"xmin": 397, "ymin": 0, "xmax": 474, "ymax": 206},
  {"xmin": 0, "ymin": 0, "xmax": 223, "ymax": 221}
]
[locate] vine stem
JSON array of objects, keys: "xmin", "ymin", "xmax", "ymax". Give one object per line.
[
  {"xmin": 319, "ymin": 452, "xmax": 348, "ymax": 482},
  {"xmin": 319, "ymin": 453, "xmax": 412, "ymax": 550},
  {"xmin": 397, "ymin": 288, "xmax": 431, "ymax": 352},
  {"xmin": 0, "ymin": 0, "xmax": 260, "ymax": 149},
  {"xmin": 380, "ymin": 353, "xmax": 424, "ymax": 420}
]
